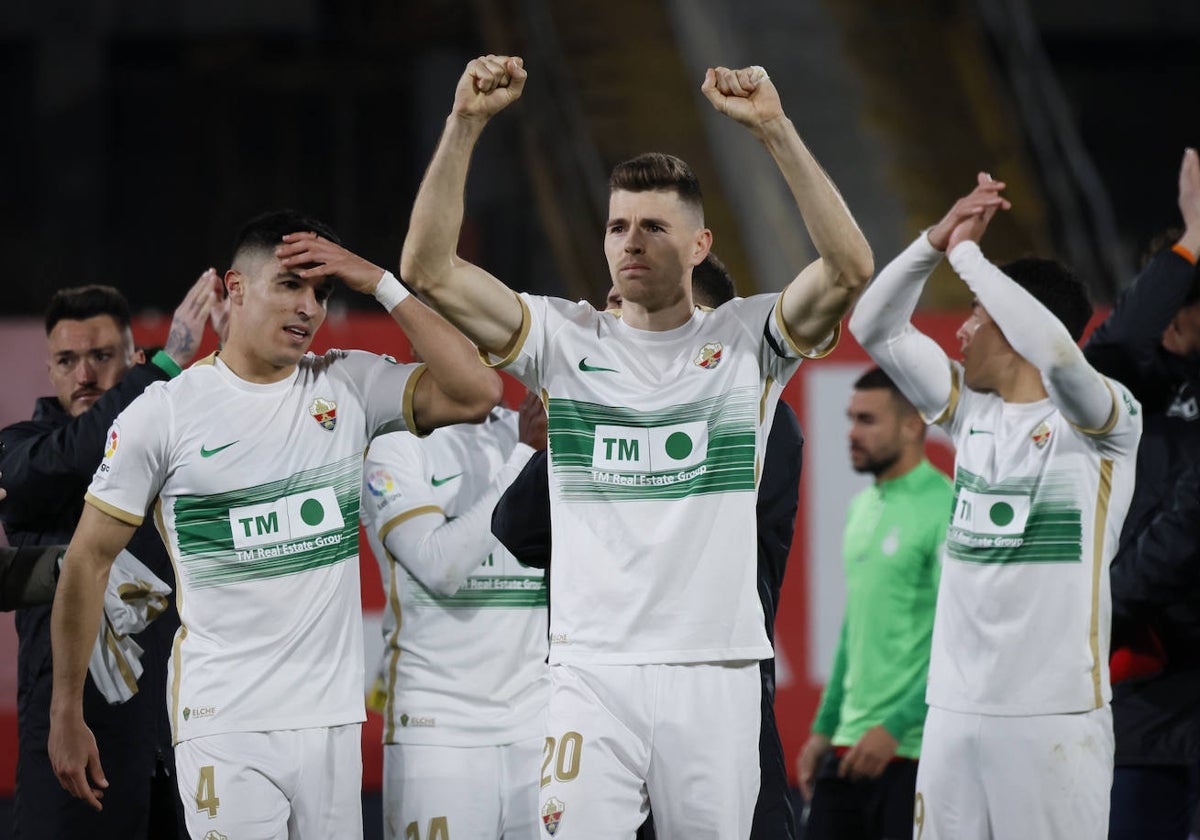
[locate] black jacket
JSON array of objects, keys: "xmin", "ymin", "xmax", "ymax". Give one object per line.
[
  {"xmin": 1084, "ymin": 247, "xmax": 1200, "ymax": 764},
  {"xmin": 0, "ymin": 545, "xmax": 61, "ymax": 610},
  {"xmin": 0, "ymin": 362, "xmax": 181, "ymax": 831}
]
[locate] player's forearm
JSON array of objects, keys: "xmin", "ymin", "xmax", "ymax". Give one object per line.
[
  {"xmin": 386, "ymin": 444, "xmax": 535, "ymax": 596},
  {"xmin": 401, "ymin": 114, "xmax": 487, "ymax": 300},
  {"xmin": 49, "ymin": 546, "xmax": 111, "ymax": 716},
  {"xmin": 949, "ymin": 242, "xmax": 1112, "ymax": 429},
  {"xmin": 849, "ymin": 235, "xmax": 954, "ymax": 420},
  {"xmin": 759, "ymin": 116, "xmax": 874, "ymax": 289}
]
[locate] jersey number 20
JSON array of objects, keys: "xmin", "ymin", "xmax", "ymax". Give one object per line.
[{"xmin": 541, "ymin": 731, "xmax": 583, "ymax": 788}]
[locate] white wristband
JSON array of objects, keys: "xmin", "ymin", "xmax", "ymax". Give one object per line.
[{"xmin": 373, "ymin": 271, "xmax": 411, "ymax": 312}]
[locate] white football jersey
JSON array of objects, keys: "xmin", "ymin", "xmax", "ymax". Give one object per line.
[
  {"xmin": 361, "ymin": 410, "xmax": 549, "ymax": 746},
  {"xmin": 928, "ymin": 364, "xmax": 1142, "ymax": 714},
  {"xmin": 86, "ymin": 351, "xmax": 423, "ymax": 743},
  {"xmin": 486, "ymin": 292, "xmax": 822, "ymax": 664}
]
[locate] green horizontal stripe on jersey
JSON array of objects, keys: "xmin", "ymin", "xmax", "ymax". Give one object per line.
[
  {"xmin": 172, "ymin": 454, "xmax": 362, "ymax": 587},
  {"xmin": 947, "ymin": 467, "xmax": 1083, "ymax": 564},
  {"xmin": 547, "ymin": 390, "xmax": 758, "ymax": 502},
  {"xmin": 409, "ymin": 576, "xmax": 549, "ymax": 608}
]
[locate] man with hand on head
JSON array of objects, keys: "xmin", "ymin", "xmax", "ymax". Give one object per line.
[
  {"xmin": 798, "ymin": 367, "xmax": 951, "ymax": 840},
  {"xmin": 850, "ymin": 174, "xmax": 1142, "ymax": 839},
  {"xmin": 0, "ymin": 273, "xmax": 220, "ymax": 839},
  {"xmin": 403, "ymin": 55, "xmax": 872, "ymax": 838},
  {"xmin": 48, "ymin": 210, "xmax": 502, "ymax": 840}
]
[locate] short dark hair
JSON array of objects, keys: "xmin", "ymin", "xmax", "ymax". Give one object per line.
[
  {"xmin": 691, "ymin": 253, "xmax": 736, "ymax": 308},
  {"xmin": 44, "ymin": 285, "xmax": 132, "ymax": 335},
  {"xmin": 232, "ymin": 210, "xmax": 342, "ymax": 265},
  {"xmin": 853, "ymin": 366, "xmax": 917, "ymax": 414},
  {"xmin": 608, "ymin": 153, "xmax": 703, "ymax": 218},
  {"xmin": 998, "ymin": 258, "xmax": 1093, "ymax": 342}
]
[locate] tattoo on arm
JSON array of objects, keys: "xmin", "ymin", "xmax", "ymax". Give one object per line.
[{"xmin": 164, "ymin": 322, "xmax": 195, "ymax": 363}]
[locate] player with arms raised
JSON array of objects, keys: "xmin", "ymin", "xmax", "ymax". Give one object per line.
[{"xmin": 402, "ymin": 56, "xmax": 873, "ymax": 838}]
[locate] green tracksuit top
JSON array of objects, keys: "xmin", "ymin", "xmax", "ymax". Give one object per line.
[{"xmin": 813, "ymin": 459, "xmax": 953, "ymax": 758}]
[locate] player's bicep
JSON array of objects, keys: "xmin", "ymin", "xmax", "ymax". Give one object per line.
[
  {"xmin": 68, "ymin": 502, "xmax": 138, "ymax": 579},
  {"xmin": 778, "ymin": 259, "xmax": 856, "ymax": 353},
  {"xmin": 417, "ymin": 259, "xmax": 525, "ymax": 357},
  {"xmin": 409, "ymin": 370, "xmax": 491, "ymax": 433}
]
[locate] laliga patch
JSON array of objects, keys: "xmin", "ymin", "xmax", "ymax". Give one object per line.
[
  {"xmin": 1031, "ymin": 421, "xmax": 1052, "ymax": 450},
  {"xmin": 366, "ymin": 469, "xmax": 395, "ymax": 498},
  {"xmin": 542, "ymin": 797, "xmax": 565, "ymax": 836},
  {"xmin": 693, "ymin": 341, "xmax": 723, "ymax": 369},
  {"xmin": 309, "ymin": 397, "xmax": 338, "ymax": 431},
  {"xmin": 104, "ymin": 423, "xmax": 120, "ymax": 459}
]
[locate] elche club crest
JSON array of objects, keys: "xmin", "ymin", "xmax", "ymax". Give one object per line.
[
  {"xmin": 1031, "ymin": 421, "xmax": 1052, "ymax": 450},
  {"xmin": 693, "ymin": 341, "xmax": 723, "ymax": 369},
  {"xmin": 309, "ymin": 397, "xmax": 337, "ymax": 431},
  {"xmin": 541, "ymin": 796, "xmax": 565, "ymax": 836}
]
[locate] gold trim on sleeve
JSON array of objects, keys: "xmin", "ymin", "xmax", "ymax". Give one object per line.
[
  {"xmin": 401, "ymin": 364, "xmax": 429, "ymax": 437},
  {"xmin": 1089, "ymin": 457, "xmax": 1114, "ymax": 709},
  {"xmin": 928, "ymin": 362, "xmax": 961, "ymax": 426},
  {"xmin": 772, "ymin": 297, "xmax": 842, "ymax": 359},
  {"xmin": 378, "ymin": 506, "xmax": 444, "ymax": 542},
  {"xmin": 85, "ymin": 493, "xmax": 144, "ymax": 527},
  {"xmin": 1070, "ymin": 380, "xmax": 1120, "ymax": 437},
  {"xmin": 478, "ymin": 292, "xmax": 532, "ymax": 370}
]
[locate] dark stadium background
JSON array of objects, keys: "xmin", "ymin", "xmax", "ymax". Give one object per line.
[{"xmin": 1, "ymin": 1, "xmax": 1198, "ymax": 837}]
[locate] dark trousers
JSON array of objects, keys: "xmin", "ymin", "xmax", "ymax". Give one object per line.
[
  {"xmin": 804, "ymin": 752, "xmax": 918, "ymax": 840},
  {"xmin": 752, "ymin": 672, "xmax": 798, "ymax": 839},
  {"xmin": 1109, "ymin": 764, "xmax": 1200, "ymax": 840}
]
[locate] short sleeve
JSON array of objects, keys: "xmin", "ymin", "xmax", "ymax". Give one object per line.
[
  {"xmin": 85, "ymin": 385, "xmax": 172, "ymax": 526},
  {"xmin": 361, "ymin": 432, "xmax": 439, "ymax": 545},
  {"xmin": 330, "ymin": 350, "xmax": 427, "ymax": 440},
  {"xmin": 477, "ymin": 293, "xmax": 575, "ymax": 392}
]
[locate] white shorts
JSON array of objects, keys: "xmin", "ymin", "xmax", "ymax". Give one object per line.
[
  {"xmin": 382, "ymin": 737, "xmax": 542, "ymax": 840},
  {"xmin": 174, "ymin": 724, "xmax": 363, "ymax": 840},
  {"xmin": 915, "ymin": 705, "xmax": 1113, "ymax": 840},
  {"xmin": 539, "ymin": 662, "xmax": 760, "ymax": 840}
]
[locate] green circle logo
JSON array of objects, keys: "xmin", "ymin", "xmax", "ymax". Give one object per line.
[
  {"xmin": 665, "ymin": 432, "xmax": 693, "ymax": 460},
  {"xmin": 989, "ymin": 502, "xmax": 1015, "ymax": 526},
  {"xmin": 300, "ymin": 498, "xmax": 325, "ymax": 526}
]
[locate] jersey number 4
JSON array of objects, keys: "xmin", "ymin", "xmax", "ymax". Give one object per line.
[
  {"xmin": 405, "ymin": 816, "xmax": 449, "ymax": 840},
  {"xmin": 195, "ymin": 764, "xmax": 220, "ymax": 818},
  {"xmin": 541, "ymin": 731, "xmax": 583, "ymax": 788}
]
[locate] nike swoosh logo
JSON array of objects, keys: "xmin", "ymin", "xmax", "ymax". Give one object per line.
[
  {"xmin": 431, "ymin": 473, "xmax": 463, "ymax": 487},
  {"xmin": 200, "ymin": 441, "xmax": 239, "ymax": 458},
  {"xmin": 578, "ymin": 357, "xmax": 619, "ymax": 373},
  {"xmin": 968, "ymin": 428, "xmax": 993, "ymax": 436}
]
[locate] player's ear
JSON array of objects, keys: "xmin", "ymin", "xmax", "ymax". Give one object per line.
[
  {"xmin": 225, "ymin": 269, "xmax": 246, "ymax": 304},
  {"xmin": 691, "ymin": 228, "xmax": 713, "ymax": 266}
]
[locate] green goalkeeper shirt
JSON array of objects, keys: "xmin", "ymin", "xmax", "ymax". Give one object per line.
[{"xmin": 813, "ymin": 459, "xmax": 953, "ymax": 758}]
